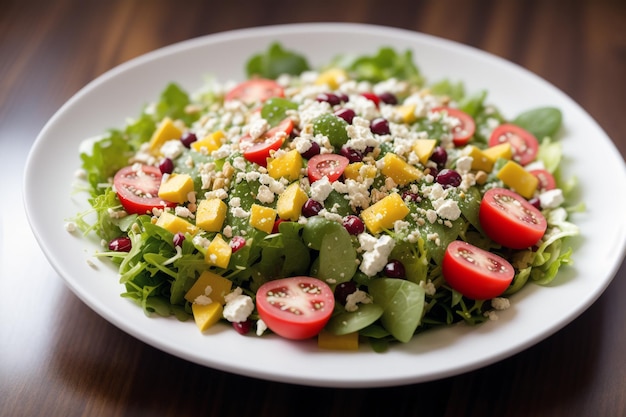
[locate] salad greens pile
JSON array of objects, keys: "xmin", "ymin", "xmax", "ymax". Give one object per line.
[{"xmin": 72, "ymin": 42, "xmax": 581, "ymax": 351}]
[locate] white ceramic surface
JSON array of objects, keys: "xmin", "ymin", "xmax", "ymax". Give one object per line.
[{"xmin": 24, "ymin": 23, "xmax": 626, "ymax": 388}]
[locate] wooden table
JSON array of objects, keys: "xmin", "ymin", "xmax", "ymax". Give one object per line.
[{"xmin": 2, "ymin": 0, "xmax": 625, "ymax": 415}]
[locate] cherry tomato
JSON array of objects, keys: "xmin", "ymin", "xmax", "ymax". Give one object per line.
[
  {"xmin": 488, "ymin": 123, "xmax": 539, "ymax": 166},
  {"xmin": 432, "ymin": 106, "xmax": 476, "ymax": 146},
  {"xmin": 113, "ymin": 165, "xmax": 175, "ymax": 215},
  {"xmin": 442, "ymin": 241, "xmax": 515, "ymax": 300},
  {"xmin": 479, "ymin": 188, "xmax": 547, "ymax": 249},
  {"xmin": 307, "ymin": 153, "xmax": 349, "ymax": 183},
  {"xmin": 241, "ymin": 118, "xmax": 293, "ymax": 166},
  {"xmin": 255, "ymin": 276, "xmax": 335, "ymax": 340},
  {"xmin": 529, "ymin": 169, "xmax": 556, "ymax": 191},
  {"xmin": 225, "ymin": 78, "xmax": 284, "ymax": 105}
]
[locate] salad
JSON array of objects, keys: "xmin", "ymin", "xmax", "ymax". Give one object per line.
[{"xmin": 72, "ymin": 43, "xmax": 581, "ymax": 352}]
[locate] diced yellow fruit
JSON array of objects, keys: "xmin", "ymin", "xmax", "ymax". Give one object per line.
[
  {"xmin": 412, "ymin": 139, "xmax": 438, "ymax": 165},
  {"xmin": 318, "ymin": 330, "xmax": 359, "ymax": 351},
  {"xmin": 496, "ymin": 160, "xmax": 539, "ymax": 199},
  {"xmin": 482, "ymin": 142, "xmax": 513, "ymax": 162},
  {"xmin": 155, "ymin": 212, "xmax": 198, "ymax": 235},
  {"xmin": 464, "ymin": 145, "xmax": 494, "ymax": 173},
  {"xmin": 379, "ymin": 153, "xmax": 423, "ymax": 186},
  {"xmin": 249, "ymin": 204, "xmax": 277, "ymax": 234},
  {"xmin": 148, "ymin": 117, "xmax": 183, "ymax": 155},
  {"xmin": 191, "ymin": 302, "xmax": 223, "ymax": 332},
  {"xmin": 191, "ymin": 130, "xmax": 225, "ymax": 153},
  {"xmin": 276, "ymin": 182, "xmax": 308, "ymax": 221},
  {"xmin": 205, "ymin": 234, "xmax": 232, "ymax": 269},
  {"xmin": 315, "ymin": 68, "xmax": 348, "ymax": 90},
  {"xmin": 360, "ymin": 193, "xmax": 410, "ymax": 234},
  {"xmin": 267, "ymin": 149, "xmax": 303, "ymax": 182},
  {"xmin": 396, "ymin": 104, "xmax": 417, "ymax": 124},
  {"xmin": 158, "ymin": 173, "xmax": 194, "ymax": 204},
  {"xmin": 185, "ymin": 270, "xmax": 233, "ymax": 304},
  {"xmin": 196, "ymin": 198, "xmax": 227, "ymax": 232},
  {"xmin": 343, "ymin": 162, "xmax": 377, "ymax": 181}
]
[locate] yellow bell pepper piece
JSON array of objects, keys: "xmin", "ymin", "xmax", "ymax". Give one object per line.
[
  {"xmin": 148, "ymin": 117, "xmax": 183, "ymax": 156},
  {"xmin": 249, "ymin": 204, "xmax": 277, "ymax": 234},
  {"xmin": 267, "ymin": 149, "xmax": 303, "ymax": 182},
  {"xmin": 155, "ymin": 212, "xmax": 198, "ymax": 236},
  {"xmin": 196, "ymin": 198, "xmax": 228, "ymax": 232},
  {"xmin": 496, "ymin": 161, "xmax": 539, "ymax": 199},
  {"xmin": 191, "ymin": 302, "xmax": 223, "ymax": 332},
  {"xmin": 158, "ymin": 173, "xmax": 194, "ymax": 204},
  {"xmin": 379, "ymin": 153, "xmax": 423, "ymax": 186},
  {"xmin": 185, "ymin": 270, "xmax": 233, "ymax": 305},
  {"xmin": 205, "ymin": 234, "xmax": 232, "ymax": 269},
  {"xmin": 276, "ymin": 182, "xmax": 308, "ymax": 221},
  {"xmin": 360, "ymin": 193, "xmax": 410, "ymax": 234}
]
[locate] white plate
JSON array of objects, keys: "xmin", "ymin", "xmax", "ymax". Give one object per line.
[{"xmin": 24, "ymin": 23, "xmax": 626, "ymax": 388}]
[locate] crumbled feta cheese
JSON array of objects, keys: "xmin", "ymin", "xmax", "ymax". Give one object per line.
[
  {"xmin": 160, "ymin": 139, "xmax": 185, "ymax": 159},
  {"xmin": 223, "ymin": 287, "xmax": 255, "ymax": 323},
  {"xmin": 539, "ymin": 189, "xmax": 564, "ymax": 209},
  {"xmin": 359, "ymin": 234, "xmax": 395, "ymax": 276},
  {"xmin": 344, "ymin": 289, "xmax": 372, "ymax": 312},
  {"xmin": 256, "ymin": 184, "xmax": 275, "ymax": 204},
  {"xmin": 491, "ymin": 297, "xmax": 510, "ymax": 310},
  {"xmin": 310, "ymin": 176, "xmax": 333, "ymax": 202},
  {"xmin": 256, "ymin": 319, "xmax": 267, "ymax": 336}
]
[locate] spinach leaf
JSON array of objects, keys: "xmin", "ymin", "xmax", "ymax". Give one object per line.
[
  {"xmin": 513, "ymin": 107, "xmax": 562, "ymax": 141},
  {"xmin": 246, "ymin": 42, "xmax": 310, "ymax": 79}
]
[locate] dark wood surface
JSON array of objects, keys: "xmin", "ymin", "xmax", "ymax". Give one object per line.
[{"xmin": 2, "ymin": 0, "xmax": 625, "ymax": 416}]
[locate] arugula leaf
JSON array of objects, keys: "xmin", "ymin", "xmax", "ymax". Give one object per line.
[{"xmin": 246, "ymin": 42, "xmax": 310, "ymax": 79}]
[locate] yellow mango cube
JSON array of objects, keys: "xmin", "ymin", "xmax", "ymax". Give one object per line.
[
  {"xmin": 158, "ymin": 173, "xmax": 194, "ymax": 204},
  {"xmin": 267, "ymin": 149, "xmax": 303, "ymax": 182},
  {"xmin": 315, "ymin": 68, "xmax": 348, "ymax": 89},
  {"xmin": 276, "ymin": 182, "xmax": 308, "ymax": 221},
  {"xmin": 464, "ymin": 145, "xmax": 494, "ymax": 172},
  {"xmin": 155, "ymin": 212, "xmax": 198, "ymax": 236},
  {"xmin": 148, "ymin": 117, "xmax": 183, "ymax": 155},
  {"xmin": 185, "ymin": 270, "xmax": 233, "ymax": 305},
  {"xmin": 191, "ymin": 302, "xmax": 223, "ymax": 332},
  {"xmin": 196, "ymin": 198, "xmax": 227, "ymax": 232},
  {"xmin": 205, "ymin": 234, "xmax": 232, "ymax": 269},
  {"xmin": 396, "ymin": 104, "xmax": 417, "ymax": 124},
  {"xmin": 496, "ymin": 160, "xmax": 539, "ymax": 198},
  {"xmin": 249, "ymin": 204, "xmax": 277, "ymax": 234},
  {"xmin": 318, "ymin": 330, "xmax": 359, "ymax": 351},
  {"xmin": 483, "ymin": 142, "xmax": 513, "ymax": 162},
  {"xmin": 191, "ymin": 130, "xmax": 225, "ymax": 153},
  {"xmin": 379, "ymin": 153, "xmax": 423, "ymax": 186},
  {"xmin": 360, "ymin": 193, "xmax": 410, "ymax": 234},
  {"xmin": 412, "ymin": 139, "xmax": 437, "ymax": 165}
]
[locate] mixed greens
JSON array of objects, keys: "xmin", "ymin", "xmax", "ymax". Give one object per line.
[{"xmin": 71, "ymin": 43, "xmax": 581, "ymax": 351}]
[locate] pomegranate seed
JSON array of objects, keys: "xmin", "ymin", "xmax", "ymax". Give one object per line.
[
  {"xmin": 334, "ymin": 281, "xmax": 358, "ymax": 304},
  {"xmin": 108, "ymin": 236, "xmax": 132, "ymax": 252},
  {"xmin": 436, "ymin": 169, "xmax": 462, "ymax": 188},
  {"xmin": 159, "ymin": 158, "xmax": 174, "ymax": 174},
  {"xmin": 340, "ymin": 146, "xmax": 363, "ymax": 163},
  {"xmin": 426, "ymin": 166, "xmax": 439, "ymax": 178},
  {"xmin": 402, "ymin": 191, "xmax": 421, "ymax": 203},
  {"xmin": 361, "ymin": 92, "xmax": 380, "ymax": 107},
  {"xmin": 180, "ymin": 132, "xmax": 197, "ymax": 148},
  {"xmin": 342, "ymin": 215, "xmax": 365, "ymax": 235},
  {"xmin": 528, "ymin": 197, "xmax": 541, "ymax": 210},
  {"xmin": 173, "ymin": 232, "xmax": 185, "ymax": 247},
  {"xmin": 378, "ymin": 92, "xmax": 398, "ymax": 105},
  {"xmin": 384, "ymin": 259, "xmax": 406, "ymax": 278},
  {"xmin": 301, "ymin": 141, "xmax": 321, "ymax": 159},
  {"xmin": 302, "ymin": 199, "xmax": 324, "ymax": 217},
  {"xmin": 429, "ymin": 146, "xmax": 448, "ymax": 169},
  {"xmin": 334, "ymin": 108, "xmax": 356, "ymax": 124},
  {"xmin": 370, "ymin": 118, "xmax": 390, "ymax": 135},
  {"xmin": 232, "ymin": 319, "xmax": 252, "ymax": 335},
  {"xmin": 316, "ymin": 92, "xmax": 341, "ymax": 106},
  {"xmin": 336, "ymin": 92, "xmax": 350, "ymax": 103},
  {"xmin": 229, "ymin": 236, "xmax": 246, "ymax": 252}
]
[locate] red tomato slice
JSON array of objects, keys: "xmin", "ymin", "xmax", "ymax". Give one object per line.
[
  {"xmin": 256, "ymin": 276, "xmax": 335, "ymax": 340},
  {"xmin": 442, "ymin": 241, "xmax": 515, "ymax": 300},
  {"xmin": 529, "ymin": 169, "xmax": 556, "ymax": 191},
  {"xmin": 488, "ymin": 123, "xmax": 539, "ymax": 166},
  {"xmin": 113, "ymin": 165, "xmax": 175, "ymax": 215},
  {"xmin": 479, "ymin": 188, "xmax": 547, "ymax": 249},
  {"xmin": 225, "ymin": 78, "xmax": 284, "ymax": 105},
  {"xmin": 432, "ymin": 106, "xmax": 476, "ymax": 146},
  {"xmin": 241, "ymin": 118, "xmax": 293, "ymax": 167},
  {"xmin": 307, "ymin": 154, "xmax": 349, "ymax": 183}
]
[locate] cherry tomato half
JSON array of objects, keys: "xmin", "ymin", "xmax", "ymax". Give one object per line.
[
  {"xmin": 432, "ymin": 106, "xmax": 476, "ymax": 146},
  {"xmin": 442, "ymin": 241, "xmax": 515, "ymax": 300},
  {"xmin": 113, "ymin": 165, "xmax": 175, "ymax": 215},
  {"xmin": 307, "ymin": 153, "xmax": 349, "ymax": 183},
  {"xmin": 488, "ymin": 123, "xmax": 539, "ymax": 166},
  {"xmin": 225, "ymin": 78, "xmax": 284, "ymax": 105},
  {"xmin": 529, "ymin": 169, "xmax": 556, "ymax": 191},
  {"xmin": 479, "ymin": 188, "xmax": 547, "ymax": 249},
  {"xmin": 241, "ymin": 118, "xmax": 294, "ymax": 167},
  {"xmin": 255, "ymin": 276, "xmax": 335, "ymax": 340}
]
